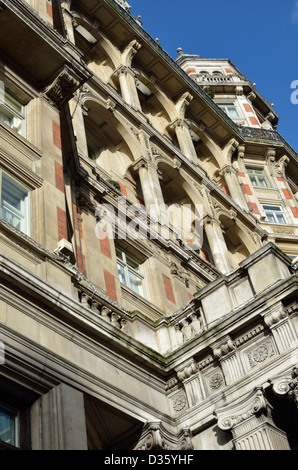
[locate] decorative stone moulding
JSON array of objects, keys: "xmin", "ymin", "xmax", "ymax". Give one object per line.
[
  {"xmin": 271, "ymin": 365, "xmax": 298, "ymax": 409},
  {"xmin": 44, "ymin": 66, "xmax": 82, "ymax": 107},
  {"xmin": 133, "ymin": 422, "xmax": 193, "ymax": 451},
  {"xmin": 214, "ymin": 387, "xmax": 291, "ymax": 450}
]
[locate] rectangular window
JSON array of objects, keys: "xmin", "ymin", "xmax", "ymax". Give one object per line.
[
  {"xmin": 0, "ymin": 406, "xmax": 18, "ymax": 447},
  {"xmin": 218, "ymin": 103, "xmax": 240, "ymax": 118},
  {"xmin": 247, "ymin": 168, "xmax": 269, "ymax": 187},
  {"xmin": 116, "ymin": 247, "xmax": 146, "ymax": 298},
  {"xmin": 262, "ymin": 205, "xmax": 286, "ymax": 224},
  {"xmin": 0, "ymin": 82, "xmax": 26, "ymax": 136},
  {"xmin": 0, "ymin": 170, "xmax": 31, "ymax": 235}
]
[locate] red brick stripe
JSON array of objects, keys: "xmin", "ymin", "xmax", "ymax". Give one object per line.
[
  {"xmin": 55, "ymin": 161, "xmax": 64, "ymax": 193},
  {"xmin": 282, "ymin": 188, "xmax": 293, "ymax": 200},
  {"xmin": 163, "ymin": 274, "xmax": 176, "ymax": 304},
  {"xmin": 104, "ymin": 270, "xmax": 118, "ymax": 301},
  {"xmin": 99, "ymin": 234, "xmax": 112, "ymax": 259},
  {"xmin": 247, "ymin": 202, "xmax": 260, "ymax": 215},
  {"xmin": 46, "ymin": 1, "xmax": 53, "ymax": 17},
  {"xmin": 53, "ymin": 120, "xmax": 62, "ymax": 150},
  {"xmin": 241, "ymin": 184, "xmax": 253, "ymax": 195},
  {"xmin": 57, "ymin": 207, "xmax": 68, "ymax": 241}
]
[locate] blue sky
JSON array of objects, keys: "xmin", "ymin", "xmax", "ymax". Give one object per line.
[{"xmin": 129, "ymin": 0, "xmax": 298, "ymax": 153}]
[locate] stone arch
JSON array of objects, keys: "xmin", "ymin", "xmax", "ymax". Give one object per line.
[
  {"xmin": 71, "ymin": 14, "xmax": 124, "ymax": 89},
  {"xmin": 185, "ymin": 120, "xmax": 226, "ymax": 176},
  {"xmin": 80, "ymin": 94, "xmax": 143, "ymax": 178},
  {"xmin": 156, "ymin": 160, "xmax": 205, "ymax": 246},
  {"xmin": 132, "ymin": 68, "xmax": 177, "ymax": 136},
  {"xmin": 217, "ymin": 211, "xmax": 257, "ymax": 267}
]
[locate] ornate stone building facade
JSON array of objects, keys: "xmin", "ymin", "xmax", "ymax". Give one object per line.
[{"xmin": 0, "ymin": 0, "xmax": 297, "ymax": 450}]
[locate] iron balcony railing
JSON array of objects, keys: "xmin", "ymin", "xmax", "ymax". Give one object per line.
[{"xmin": 237, "ymin": 126, "xmax": 298, "ymax": 159}]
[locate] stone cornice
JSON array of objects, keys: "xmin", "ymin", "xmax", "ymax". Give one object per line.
[{"xmin": 0, "ymin": 0, "xmax": 92, "ymax": 86}]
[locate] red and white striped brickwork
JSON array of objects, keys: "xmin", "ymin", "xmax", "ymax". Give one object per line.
[
  {"xmin": 237, "ymin": 171, "xmax": 261, "ymax": 216},
  {"xmin": 275, "ymin": 176, "xmax": 298, "ymax": 223}
]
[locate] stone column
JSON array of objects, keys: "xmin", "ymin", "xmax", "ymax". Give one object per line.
[
  {"xmin": 214, "ymin": 388, "xmax": 291, "ymax": 450},
  {"xmin": 30, "ymin": 383, "xmax": 88, "ymax": 450},
  {"xmin": 114, "ymin": 65, "xmax": 141, "ymax": 110},
  {"xmin": 170, "ymin": 119, "xmax": 198, "ymax": 165},
  {"xmin": 61, "ymin": 1, "xmax": 76, "ymax": 43},
  {"xmin": 219, "ymin": 165, "xmax": 248, "ymax": 208},
  {"xmin": 133, "ymin": 157, "xmax": 166, "ymax": 221},
  {"xmin": 203, "ymin": 216, "xmax": 233, "ymax": 274}
]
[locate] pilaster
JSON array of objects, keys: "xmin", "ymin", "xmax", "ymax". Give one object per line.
[
  {"xmin": 263, "ymin": 305, "xmax": 298, "ymax": 353},
  {"xmin": 30, "ymin": 383, "xmax": 88, "ymax": 450},
  {"xmin": 212, "ymin": 337, "xmax": 244, "ymax": 385}
]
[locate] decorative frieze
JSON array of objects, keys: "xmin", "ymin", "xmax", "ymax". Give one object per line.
[{"xmin": 245, "ymin": 339, "xmax": 275, "ymax": 368}]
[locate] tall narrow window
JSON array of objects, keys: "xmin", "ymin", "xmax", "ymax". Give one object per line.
[
  {"xmin": 0, "ymin": 83, "xmax": 26, "ymax": 136},
  {"xmin": 247, "ymin": 168, "xmax": 269, "ymax": 187},
  {"xmin": 116, "ymin": 246, "xmax": 147, "ymax": 298},
  {"xmin": 0, "ymin": 170, "xmax": 31, "ymax": 235},
  {"xmin": 262, "ymin": 205, "xmax": 286, "ymax": 224},
  {"xmin": 0, "ymin": 406, "xmax": 18, "ymax": 447}
]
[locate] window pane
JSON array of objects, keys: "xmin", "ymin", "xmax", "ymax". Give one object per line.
[
  {"xmin": 0, "ymin": 411, "xmax": 16, "ymax": 445},
  {"xmin": 0, "ymin": 85, "xmax": 25, "ymax": 136},
  {"xmin": 258, "ymin": 176, "xmax": 267, "ymax": 187},
  {"xmin": 0, "ymin": 173, "xmax": 28, "ymax": 233},
  {"xmin": 249, "ymin": 175, "xmax": 258, "ymax": 186},
  {"xmin": 248, "ymin": 169, "xmax": 268, "ymax": 187},
  {"xmin": 117, "ymin": 263, "xmax": 126, "ymax": 285},
  {"xmin": 227, "ymin": 107, "xmax": 239, "ymax": 118},
  {"xmin": 276, "ymin": 213, "xmax": 286, "ymax": 224},
  {"xmin": 128, "ymin": 269, "xmax": 143, "ymax": 295},
  {"xmin": 265, "ymin": 212, "xmax": 275, "ymax": 223},
  {"xmin": 263, "ymin": 205, "xmax": 281, "ymax": 211}
]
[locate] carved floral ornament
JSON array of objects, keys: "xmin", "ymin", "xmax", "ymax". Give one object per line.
[{"xmin": 271, "ymin": 366, "xmax": 298, "ymax": 409}]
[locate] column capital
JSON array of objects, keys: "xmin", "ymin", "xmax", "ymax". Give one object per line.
[
  {"xmin": 44, "ymin": 65, "xmax": 81, "ymax": 107},
  {"xmin": 271, "ymin": 365, "xmax": 298, "ymax": 409},
  {"xmin": 215, "ymin": 388, "xmax": 268, "ymax": 432},
  {"xmin": 113, "ymin": 64, "xmax": 135, "ymax": 78},
  {"xmin": 169, "ymin": 117, "xmax": 190, "ymax": 131},
  {"xmin": 132, "ymin": 156, "xmax": 149, "ymax": 172},
  {"xmin": 218, "ymin": 164, "xmax": 238, "ymax": 177},
  {"xmin": 214, "ymin": 387, "xmax": 290, "ymax": 449},
  {"xmin": 212, "ymin": 337, "xmax": 236, "ymax": 359},
  {"xmin": 134, "ymin": 422, "xmax": 193, "ymax": 450}
]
